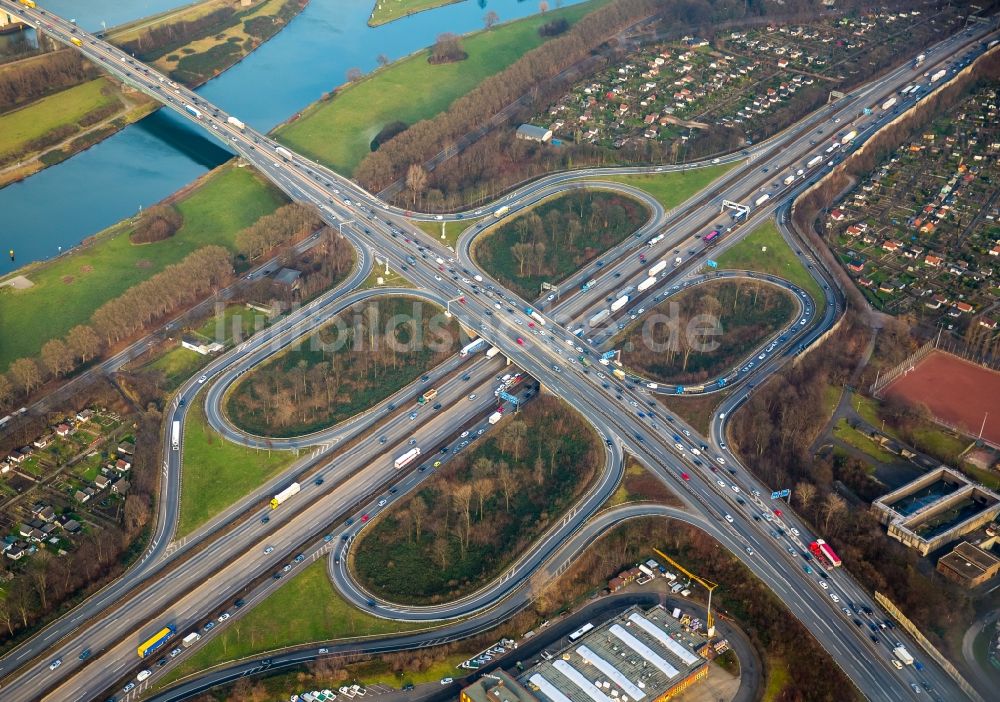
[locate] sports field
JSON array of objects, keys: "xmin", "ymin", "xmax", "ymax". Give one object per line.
[{"xmin": 883, "ymin": 351, "xmax": 1000, "ymax": 446}]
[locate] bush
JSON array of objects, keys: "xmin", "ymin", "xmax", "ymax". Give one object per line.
[
  {"xmin": 538, "ymin": 18, "xmax": 570, "ymax": 37},
  {"xmin": 130, "ymin": 204, "xmax": 183, "ymax": 244}
]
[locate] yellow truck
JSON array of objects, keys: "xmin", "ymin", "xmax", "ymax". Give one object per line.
[
  {"xmin": 70, "ymin": 37, "xmax": 83, "ymax": 47},
  {"xmin": 18, "ymin": 0, "xmax": 37, "ymax": 8},
  {"xmin": 612, "ymin": 368, "xmax": 626, "ymax": 380}
]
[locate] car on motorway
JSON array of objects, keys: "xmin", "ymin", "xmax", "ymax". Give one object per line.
[
  {"xmin": 79, "ymin": 649, "xmax": 91, "ymax": 660},
  {"xmin": 282, "ymin": 564, "xmax": 292, "ymax": 573},
  {"xmin": 830, "ymin": 593, "xmax": 840, "ymax": 603},
  {"xmin": 170, "ymin": 648, "xmax": 182, "ymax": 658},
  {"xmin": 378, "ymin": 498, "xmax": 388, "ymax": 507},
  {"xmin": 361, "ymin": 513, "xmax": 369, "ymax": 522},
  {"xmin": 294, "ymin": 553, "xmax": 305, "ymax": 563},
  {"xmin": 123, "ymin": 683, "xmax": 136, "ymax": 693},
  {"xmin": 204, "ymin": 621, "xmax": 216, "ymax": 631},
  {"xmin": 724, "ymin": 514, "xmax": 734, "ymax": 523},
  {"xmin": 773, "ymin": 509, "xmax": 783, "ymax": 518},
  {"xmin": 408, "ymin": 411, "xmax": 418, "ymax": 420},
  {"xmin": 516, "ymin": 337, "xmax": 524, "ymax": 345},
  {"xmin": 745, "ymin": 547, "xmax": 753, "ymax": 556},
  {"xmin": 680, "ymin": 472, "xmax": 690, "ymax": 481},
  {"xmin": 716, "ymin": 479, "xmax": 726, "ymax": 487},
  {"xmin": 198, "ymin": 375, "xmax": 208, "ymax": 384},
  {"xmin": 314, "ymin": 477, "xmax": 324, "ymax": 485},
  {"xmin": 217, "ymin": 612, "xmax": 230, "ymax": 623},
  {"xmin": 440, "ymin": 678, "xmax": 454, "ymax": 685},
  {"xmin": 49, "ymin": 659, "xmax": 62, "ymax": 671},
  {"xmin": 819, "ymin": 581, "xmax": 829, "ymax": 590},
  {"xmin": 264, "ymin": 545, "xmax": 274, "ymax": 554}
]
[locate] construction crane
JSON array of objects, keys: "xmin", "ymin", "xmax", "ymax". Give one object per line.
[{"xmin": 654, "ymin": 548, "xmax": 719, "ymax": 636}]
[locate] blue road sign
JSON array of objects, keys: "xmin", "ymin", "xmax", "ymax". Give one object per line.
[
  {"xmin": 499, "ymin": 391, "xmax": 520, "ymax": 406},
  {"xmin": 770, "ymin": 489, "xmax": 791, "ymax": 500}
]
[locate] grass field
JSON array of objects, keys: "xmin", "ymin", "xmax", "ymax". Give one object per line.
[
  {"xmin": 163, "ymin": 559, "xmax": 427, "ymax": 684},
  {"xmin": 368, "ymin": 0, "xmax": 462, "ymax": 26},
  {"xmin": 415, "ymin": 218, "xmax": 476, "ymax": 248},
  {"xmin": 656, "ymin": 390, "xmax": 728, "ymax": 436},
  {"xmin": 762, "ymin": 656, "xmax": 791, "ymax": 702},
  {"xmin": 146, "ymin": 346, "xmax": 212, "ymax": 392},
  {"xmin": 714, "ymin": 220, "xmax": 825, "ymax": 310},
  {"xmin": 598, "ymin": 161, "xmax": 738, "ymax": 210},
  {"xmin": 832, "ymin": 419, "xmax": 898, "ymax": 464},
  {"xmin": 178, "ymin": 397, "xmax": 297, "ymax": 537},
  {"xmin": 276, "ymin": 0, "xmax": 602, "ymax": 175},
  {"xmin": 0, "ymin": 78, "xmax": 120, "ymax": 160},
  {"xmin": 0, "ymin": 165, "xmax": 285, "ymax": 371}
]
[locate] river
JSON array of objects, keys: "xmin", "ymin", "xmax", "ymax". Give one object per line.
[{"xmin": 1, "ymin": 0, "xmax": 583, "ymax": 275}]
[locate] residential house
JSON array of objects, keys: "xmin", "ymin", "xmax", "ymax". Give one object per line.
[
  {"xmin": 925, "ymin": 255, "xmax": 943, "ymax": 267},
  {"xmin": 55, "ymin": 423, "xmax": 71, "ymax": 437},
  {"xmin": 94, "ymin": 475, "xmax": 111, "ymax": 491},
  {"xmin": 114, "ymin": 459, "xmax": 131, "ymax": 473},
  {"xmin": 117, "ymin": 441, "xmax": 134, "ymax": 456}
]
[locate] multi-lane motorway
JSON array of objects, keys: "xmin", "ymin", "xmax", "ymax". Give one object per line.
[{"xmin": 1, "ymin": 2, "xmax": 996, "ymax": 701}]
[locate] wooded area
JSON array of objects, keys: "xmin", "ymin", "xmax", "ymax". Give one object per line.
[
  {"xmin": 474, "ymin": 190, "xmax": 648, "ymax": 298},
  {"xmin": 225, "ymin": 297, "xmax": 458, "ymax": 436},
  {"xmin": 233, "ymin": 203, "xmax": 323, "ymax": 260},
  {"xmin": 620, "ymin": 279, "xmax": 795, "ymax": 384},
  {"xmin": 354, "ymin": 395, "xmax": 602, "ymax": 604},
  {"xmin": 0, "ymin": 51, "xmax": 97, "ymax": 114}
]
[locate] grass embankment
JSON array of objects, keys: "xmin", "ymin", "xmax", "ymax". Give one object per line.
[
  {"xmin": 832, "ymin": 419, "xmax": 898, "ymax": 465},
  {"xmin": 178, "ymin": 389, "xmax": 297, "ymax": 537},
  {"xmin": 473, "ymin": 190, "xmax": 649, "ymax": 299},
  {"xmin": 0, "ymin": 78, "xmax": 121, "ymax": 161},
  {"xmin": 598, "ymin": 161, "xmax": 738, "ymax": 209},
  {"xmin": 617, "ymin": 279, "xmax": 796, "ymax": 385},
  {"xmin": 415, "ymin": 218, "xmax": 476, "ymax": 248},
  {"xmin": 225, "ymin": 297, "xmax": 459, "ymax": 436},
  {"xmin": 606, "ymin": 458, "xmax": 677, "ymax": 507},
  {"xmin": 656, "ymin": 390, "xmax": 728, "ymax": 437},
  {"xmin": 162, "ymin": 559, "xmax": 427, "ymax": 685},
  {"xmin": 277, "ymin": 0, "xmax": 601, "ymax": 175},
  {"xmin": 0, "ymin": 165, "xmax": 284, "ymax": 371},
  {"xmin": 714, "ymin": 220, "xmax": 825, "ymax": 309},
  {"xmin": 368, "ymin": 0, "xmax": 462, "ymax": 27},
  {"xmin": 354, "ymin": 395, "xmax": 603, "ymax": 604}
]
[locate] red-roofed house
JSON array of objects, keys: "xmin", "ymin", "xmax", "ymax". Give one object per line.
[
  {"xmin": 925, "ymin": 255, "xmax": 943, "ymax": 267},
  {"xmin": 830, "ymin": 209, "xmax": 845, "ymax": 221},
  {"xmin": 955, "ymin": 301, "xmax": 974, "ymax": 313},
  {"xmin": 882, "ymin": 240, "xmax": 901, "ymax": 252}
]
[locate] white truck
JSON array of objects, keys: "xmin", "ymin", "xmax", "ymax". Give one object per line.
[
  {"xmin": 807, "ymin": 155, "xmax": 823, "ymax": 168},
  {"xmin": 485, "ymin": 346, "xmax": 500, "ymax": 359},
  {"xmin": 930, "ymin": 69, "xmax": 946, "ymax": 82},
  {"xmin": 394, "ymin": 447, "xmax": 421, "ymax": 470},
  {"xmin": 270, "ymin": 482, "xmax": 300, "ymax": 509},
  {"xmin": 672, "ymin": 256, "xmax": 682, "ymax": 267},
  {"xmin": 171, "ymin": 420, "xmax": 180, "ymax": 451},
  {"xmin": 648, "ymin": 260, "xmax": 667, "ymax": 277},
  {"xmin": 530, "ymin": 311, "xmax": 546, "ymax": 327},
  {"xmin": 488, "ymin": 411, "xmax": 503, "ymax": 425},
  {"xmin": 783, "ymin": 174, "xmax": 796, "ymax": 186},
  {"xmin": 275, "ymin": 146, "xmax": 293, "ymax": 161},
  {"xmin": 182, "ymin": 632, "xmax": 201, "ymax": 648},
  {"xmin": 589, "ymin": 309, "xmax": 611, "ymax": 327},
  {"xmin": 881, "ymin": 97, "xmax": 897, "ymax": 111},
  {"xmin": 637, "ymin": 276, "xmax": 656, "ymax": 292},
  {"xmin": 610, "ymin": 296, "xmax": 629, "ymax": 312},
  {"xmin": 754, "ymin": 193, "xmax": 771, "ymax": 207},
  {"xmin": 493, "ymin": 205, "xmax": 510, "ymax": 218},
  {"xmin": 893, "ymin": 646, "xmax": 914, "ymax": 666},
  {"xmin": 226, "ymin": 116, "xmax": 246, "ymax": 131}
]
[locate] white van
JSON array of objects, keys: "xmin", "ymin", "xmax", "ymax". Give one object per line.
[{"xmin": 136, "ymin": 669, "xmax": 152, "ymax": 682}]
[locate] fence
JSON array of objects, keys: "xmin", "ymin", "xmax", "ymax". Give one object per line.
[
  {"xmin": 870, "ymin": 339, "xmax": 934, "ymax": 397},
  {"xmin": 874, "ymin": 592, "xmax": 985, "ymax": 702}
]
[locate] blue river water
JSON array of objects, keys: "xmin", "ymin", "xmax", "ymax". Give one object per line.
[{"xmin": 1, "ymin": 0, "xmax": 581, "ymax": 275}]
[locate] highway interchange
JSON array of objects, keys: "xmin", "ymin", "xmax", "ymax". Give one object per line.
[{"xmin": 1, "ymin": 2, "xmax": 997, "ymax": 701}]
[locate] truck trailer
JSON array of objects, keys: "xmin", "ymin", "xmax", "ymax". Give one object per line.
[
  {"xmin": 610, "ymin": 296, "xmax": 629, "ymax": 312},
  {"xmin": 182, "ymin": 632, "xmax": 202, "ymax": 648},
  {"xmin": 394, "ymin": 448, "xmax": 421, "ymax": 470},
  {"xmin": 754, "ymin": 193, "xmax": 771, "ymax": 207},
  {"xmin": 807, "ymin": 155, "xmax": 823, "ymax": 168},
  {"xmin": 493, "ymin": 205, "xmax": 510, "ymax": 218},
  {"xmin": 488, "ymin": 411, "xmax": 503, "ymax": 425},
  {"xmin": 588, "ymin": 309, "xmax": 611, "ymax": 327},
  {"xmin": 840, "ymin": 130, "xmax": 858, "ymax": 145},
  {"xmin": 881, "ymin": 97, "xmax": 897, "ymax": 111},
  {"xmin": 892, "ymin": 646, "xmax": 914, "ymax": 665},
  {"xmin": 270, "ymin": 482, "xmax": 301, "ymax": 509},
  {"xmin": 275, "ymin": 146, "xmax": 293, "ymax": 161},
  {"xmin": 226, "ymin": 116, "xmax": 246, "ymax": 130},
  {"xmin": 648, "ymin": 260, "xmax": 667, "ymax": 277},
  {"xmin": 183, "ymin": 104, "xmax": 201, "ymax": 119},
  {"xmin": 171, "ymin": 421, "xmax": 180, "ymax": 451},
  {"xmin": 783, "ymin": 175, "xmax": 796, "ymax": 186},
  {"xmin": 460, "ymin": 338, "xmax": 486, "ymax": 357},
  {"xmin": 930, "ymin": 69, "xmax": 946, "ymax": 82},
  {"xmin": 637, "ymin": 276, "xmax": 656, "ymax": 292}
]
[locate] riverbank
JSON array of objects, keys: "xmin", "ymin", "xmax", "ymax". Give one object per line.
[
  {"xmin": 368, "ymin": 0, "xmax": 465, "ymax": 27},
  {"xmin": 276, "ymin": 0, "xmax": 600, "ymax": 175},
  {"xmin": 0, "ymin": 0, "xmax": 308, "ymax": 190}
]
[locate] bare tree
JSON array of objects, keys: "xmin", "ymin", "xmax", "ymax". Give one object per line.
[
  {"xmin": 41, "ymin": 338, "xmax": 75, "ymax": 377},
  {"xmin": 497, "ymin": 462, "xmax": 515, "ymax": 512},
  {"xmin": 376, "ymin": 53, "xmax": 390, "ymax": 68},
  {"xmin": 0, "ymin": 374, "xmax": 12, "ymax": 410},
  {"xmin": 539, "ymin": 1, "xmax": 549, "ymax": 12},
  {"xmin": 483, "ymin": 10, "xmax": 500, "ymax": 30},
  {"xmin": 410, "ymin": 495, "xmax": 428, "ymax": 541},
  {"xmin": 346, "ymin": 66, "xmax": 363, "ymax": 82},
  {"xmin": 822, "ymin": 493, "xmax": 847, "ymax": 533},
  {"xmin": 795, "ymin": 482, "xmax": 817, "ymax": 512},
  {"xmin": 9, "ymin": 358, "xmax": 42, "ymax": 395},
  {"xmin": 405, "ymin": 164, "xmax": 428, "ymax": 206},
  {"xmin": 67, "ymin": 324, "xmax": 102, "ymax": 363}
]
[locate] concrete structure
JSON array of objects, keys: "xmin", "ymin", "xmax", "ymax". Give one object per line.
[
  {"xmin": 936, "ymin": 537, "xmax": 1000, "ymax": 587},
  {"xmin": 519, "ymin": 605, "xmax": 709, "ymax": 702},
  {"xmin": 181, "ymin": 336, "xmax": 224, "ymax": 356},
  {"xmin": 516, "ymin": 124, "xmax": 553, "ymax": 143},
  {"xmin": 461, "ymin": 671, "xmax": 538, "ymax": 702},
  {"xmin": 872, "ymin": 467, "xmax": 1000, "ymax": 556}
]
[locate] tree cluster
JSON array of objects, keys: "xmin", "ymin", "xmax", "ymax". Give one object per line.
[
  {"xmin": 118, "ymin": 7, "xmax": 237, "ymax": 61},
  {"xmin": 428, "ymin": 33, "xmax": 467, "ymax": 65},
  {"xmin": 354, "ymin": 395, "xmax": 602, "ymax": 604},
  {"xmin": 226, "ymin": 296, "xmax": 456, "ymax": 436},
  {"xmin": 0, "ymin": 51, "xmax": 97, "ymax": 114},
  {"xmin": 234, "ymin": 203, "xmax": 324, "ymax": 260},
  {"xmin": 621, "ymin": 280, "xmax": 794, "ymax": 384},
  {"xmin": 538, "ymin": 18, "xmax": 570, "ymax": 37},
  {"xmin": 130, "ymin": 203, "xmax": 184, "ymax": 244}
]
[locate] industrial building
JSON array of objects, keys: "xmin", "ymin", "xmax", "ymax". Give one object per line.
[
  {"xmin": 461, "ymin": 671, "xmax": 538, "ymax": 702},
  {"xmin": 872, "ymin": 466, "xmax": 1000, "ymax": 556},
  {"xmin": 936, "ymin": 537, "xmax": 1000, "ymax": 587},
  {"xmin": 517, "ymin": 605, "xmax": 709, "ymax": 702}
]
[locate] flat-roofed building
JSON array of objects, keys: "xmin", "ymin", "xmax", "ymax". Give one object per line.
[
  {"xmin": 519, "ymin": 606, "xmax": 709, "ymax": 702},
  {"xmin": 937, "ymin": 540, "xmax": 1000, "ymax": 587},
  {"xmin": 462, "ymin": 671, "xmax": 538, "ymax": 702}
]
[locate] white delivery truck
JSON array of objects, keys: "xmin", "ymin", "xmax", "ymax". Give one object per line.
[
  {"xmin": 171, "ymin": 421, "xmax": 180, "ymax": 451},
  {"xmin": 488, "ymin": 411, "xmax": 503, "ymax": 425},
  {"xmin": 270, "ymin": 482, "xmax": 301, "ymax": 509}
]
